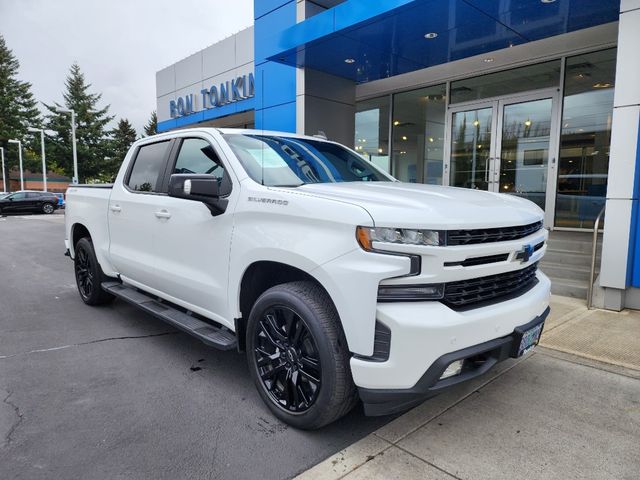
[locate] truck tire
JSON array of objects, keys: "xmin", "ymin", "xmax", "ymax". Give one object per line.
[
  {"xmin": 246, "ymin": 281, "xmax": 358, "ymax": 429},
  {"xmin": 42, "ymin": 202, "xmax": 55, "ymax": 214},
  {"xmin": 74, "ymin": 237, "xmax": 115, "ymax": 306}
]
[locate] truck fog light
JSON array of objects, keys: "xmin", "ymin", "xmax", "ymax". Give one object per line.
[
  {"xmin": 377, "ymin": 283, "xmax": 444, "ymax": 301},
  {"xmin": 439, "ymin": 360, "xmax": 464, "ymax": 380}
]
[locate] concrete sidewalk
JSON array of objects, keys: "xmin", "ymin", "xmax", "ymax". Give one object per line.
[{"xmin": 296, "ymin": 296, "xmax": 640, "ymax": 480}]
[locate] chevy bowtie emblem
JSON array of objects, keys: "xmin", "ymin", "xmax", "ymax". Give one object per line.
[{"xmin": 517, "ymin": 244, "xmax": 535, "ymax": 263}]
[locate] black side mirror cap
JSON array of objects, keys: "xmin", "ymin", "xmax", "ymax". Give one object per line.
[{"xmin": 168, "ymin": 174, "xmax": 228, "ymax": 216}]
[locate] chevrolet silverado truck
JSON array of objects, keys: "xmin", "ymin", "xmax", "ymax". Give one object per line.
[{"xmin": 65, "ymin": 128, "xmax": 550, "ymax": 429}]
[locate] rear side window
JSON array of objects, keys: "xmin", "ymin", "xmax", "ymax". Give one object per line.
[
  {"xmin": 174, "ymin": 138, "xmax": 226, "ymax": 181},
  {"xmin": 127, "ymin": 141, "xmax": 170, "ymax": 192},
  {"xmin": 27, "ymin": 192, "xmax": 41, "ymax": 198}
]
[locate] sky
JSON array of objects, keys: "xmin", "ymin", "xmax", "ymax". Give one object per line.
[{"xmin": 0, "ymin": 0, "xmax": 254, "ymax": 134}]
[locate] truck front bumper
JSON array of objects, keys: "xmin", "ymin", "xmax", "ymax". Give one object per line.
[{"xmin": 351, "ymin": 271, "xmax": 551, "ymax": 416}]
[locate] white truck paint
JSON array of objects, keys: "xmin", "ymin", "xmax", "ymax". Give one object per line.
[{"xmin": 65, "ymin": 128, "xmax": 550, "ymax": 427}]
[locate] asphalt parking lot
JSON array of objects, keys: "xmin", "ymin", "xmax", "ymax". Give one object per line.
[{"xmin": 0, "ymin": 212, "xmax": 390, "ymax": 480}]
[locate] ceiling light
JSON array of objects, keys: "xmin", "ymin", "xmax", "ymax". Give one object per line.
[
  {"xmin": 541, "ymin": 0, "xmax": 556, "ymax": 3},
  {"xmin": 424, "ymin": 32, "xmax": 438, "ymax": 39},
  {"xmin": 393, "ymin": 120, "xmax": 400, "ymax": 126},
  {"xmin": 593, "ymin": 82, "xmax": 612, "ymax": 88},
  {"xmin": 344, "ymin": 58, "xmax": 355, "ymax": 64},
  {"xmin": 473, "ymin": 120, "xmax": 480, "ymax": 127},
  {"xmin": 524, "ymin": 119, "xmax": 532, "ymax": 127},
  {"xmin": 402, "ymin": 136, "xmax": 407, "ymax": 141},
  {"xmin": 428, "ymin": 137, "xmax": 434, "ymax": 143},
  {"xmin": 378, "ymin": 148, "xmax": 383, "ymax": 153},
  {"xmin": 483, "ymin": 57, "xmax": 494, "ymax": 63}
]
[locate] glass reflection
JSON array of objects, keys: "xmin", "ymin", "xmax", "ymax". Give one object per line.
[
  {"xmin": 355, "ymin": 96, "xmax": 390, "ymax": 172},
  {"xmin": 450, "ymin": 107, "xmax": 493, "ymax": 189},
  {"xmin": 500, "ymin": 98, "xmax": 553, "ymax": 210},
  {"xmin": 391, "ymin": 84, "xmax": 446, "ymax": 184},
  {"xmin": 555, "ymin": 49, "xmax": 616, "ymax": 228}
]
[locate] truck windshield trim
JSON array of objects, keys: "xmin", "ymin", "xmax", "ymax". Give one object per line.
[{"xmin": 223, "ymin": 134, "xmax": 392, "ymax": 187}]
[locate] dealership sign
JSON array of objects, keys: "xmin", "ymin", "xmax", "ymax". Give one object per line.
[{"xmin": 169, "ymin": 72, "xmax": 255, "ymax": 118}]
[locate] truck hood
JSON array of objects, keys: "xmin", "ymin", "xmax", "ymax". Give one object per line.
[{"xmin": 295, "ymin": 182, "xmax": 543, "ymax": 229}]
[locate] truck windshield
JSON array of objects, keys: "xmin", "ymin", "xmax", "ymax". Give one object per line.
[{"xmin": 223, "ymin": 134, "xmax": 393, "ymax": 186}]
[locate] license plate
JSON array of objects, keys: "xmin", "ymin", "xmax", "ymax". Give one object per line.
[{"xmin": 517, "ymin": 322, "xmax": 544, "ymax": 357}]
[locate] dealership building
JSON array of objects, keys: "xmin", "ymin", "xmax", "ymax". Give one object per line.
[{"xmin": 156, "ymin": 0, "xmax": 640, "ymax": 310}]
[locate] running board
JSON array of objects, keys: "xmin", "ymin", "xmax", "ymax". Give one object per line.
[{"xmin": 102, "ymin": 282, "xmax": 237, "ymax": 350}]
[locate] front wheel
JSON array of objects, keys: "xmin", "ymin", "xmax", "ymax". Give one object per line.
[
  {"xmin": 42, "ymin": 202, "xmax": 55, "ymax": 214},
  {"xmin": 74, "ymin": 237, "xmax": 114, "ymax": 305},
  {"xmin": 246, "ymin": 281, "xmax": 357, "ymax": 429}
]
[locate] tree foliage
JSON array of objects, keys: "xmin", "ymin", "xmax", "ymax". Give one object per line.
[
  {"xmin": 106, "ymin": 118, "xmax": 137, "ymax": 181},
  {"xmin": 0, "ymin": 34, "xmax": 40, "ymax": 190},
  {"xmin": 43, "ymin": 63, "xmax": 113, "ymax": 182},
  {"xmin": 143, "ymin": 110, "xmax": 157, "ymax": 137}
]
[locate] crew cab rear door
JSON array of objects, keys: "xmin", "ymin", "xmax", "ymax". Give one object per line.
[{"xmin": 107, "ymin": 139, "xmax": 175, "ymax": 289}]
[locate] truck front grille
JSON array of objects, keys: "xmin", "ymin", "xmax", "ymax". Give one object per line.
[
  {"xmin": 442, "ymin": 263, "xmax": 539, "ymax": 310},
  {"xmin": 446, "ymin": 221, "xmax": 542, "ymax": 246}
]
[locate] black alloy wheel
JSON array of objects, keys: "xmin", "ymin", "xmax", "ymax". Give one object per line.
[
  {"xmin": 254, "ymin": 306, "xmax": 322, "ymax": 413},
  {"xmin": 73, "ymin": 237, "xmax": 115, "ymax": 305},
  {"xmin": 75, "ymin": 245, "xmax": 94, "ymax": 300},
  {"xmin": 246, "ymin": 281, "xmax": 358, "ymax": 429}
]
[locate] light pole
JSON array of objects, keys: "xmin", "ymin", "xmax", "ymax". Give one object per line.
[
  {"xmin": 57, "ymin": 108, "xmax": 78, "ymax": 184},
  {"xmin": 0, "ymin": 147, "xmax": 5, "ymax": 192},
  {"xmin": 28, "ymin": 127, "xmax": 47, "ymax": 191},
  {"xmin": 8, "ymin": 139, "xmax": 24, "ymax": 191}
]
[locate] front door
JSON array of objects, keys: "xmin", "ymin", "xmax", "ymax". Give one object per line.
[{"xmin": 446, "ymin": 90, "xmax": 560, "ymax": 226}]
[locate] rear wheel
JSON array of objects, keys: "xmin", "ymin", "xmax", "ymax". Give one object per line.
[
  {"xmin": 246, "ymin": 281, "xmax": 357, "ymax": 429},
  {"xmin": 74, "ymin": 237, "xmax": 114, "ymax": 305},
  {"xmin": 42, "ymin": 202, "xmax": 55, "ymax": 214}
]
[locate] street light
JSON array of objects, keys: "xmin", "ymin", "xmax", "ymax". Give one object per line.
[
  {"xmin": 0, "ymin": 147, "xmax": 5, "ymax": 192},
  {"xmin": 28, "ymin": 127, "xmax": 47, "ymax": 191},
  {"xmin": 7, "ymin": 139, "xmax": 24, "ymax": 191},
  {"xmin": 56, "ymin": 108, "xmax": 78, "ymax": 184}
]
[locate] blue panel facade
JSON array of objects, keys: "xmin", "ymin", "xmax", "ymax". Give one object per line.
[
  {"xmin": 265, "ymin": 0, "xmax": 620, "ymax": 83},
  {"xmin": 254, "ymin": 0, "xmax": 297, "ymax": 132},
  {"xmin": 629, "ymin": 116, "xmax": 640, "ymax": 287}
]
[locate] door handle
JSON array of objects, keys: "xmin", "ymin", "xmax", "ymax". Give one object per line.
[
  {"xmin": 110, "ymin": 205, "xmax": 122, "ymax": 213},
  {"xmin": 154, "ymin": 210, "xmax": 172, "ymax": 219}
]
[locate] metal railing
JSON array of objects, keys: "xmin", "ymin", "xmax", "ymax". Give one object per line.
[{"xmin": 587, "ymin": 206, "xmax": 606, "ymax": 309}]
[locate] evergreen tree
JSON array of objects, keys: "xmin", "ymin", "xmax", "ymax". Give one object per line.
[
  {"xmin": 106, "ymin": 118, "xmax": 137, "ymax": 181},
  {"xmin": 0, "ymin": 34, "xmax": 40, "ymax": 191},
  {"xmin": 43, "ymin": 63, "xmax": 113, "ymax": 182},
  {"xmin": 143, "ymin": 110, "xmax": 157, "ymax": 136}
]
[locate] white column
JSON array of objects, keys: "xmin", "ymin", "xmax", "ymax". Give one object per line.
[{"xmin": 599, "ymin": 0, "xmax": 640, "ymax": 309}]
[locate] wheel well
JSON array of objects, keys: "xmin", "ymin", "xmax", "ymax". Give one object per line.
[
  {"xmin": 237, "ymin": 261, "xmax": 331, "ymax": 351},
  {"xmin": 72, "ymin": 223, "xmax": 91, "ymax": 249}
]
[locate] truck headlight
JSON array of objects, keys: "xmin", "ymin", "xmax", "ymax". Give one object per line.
[
  {"xmin": 377, "ymin": 283, "xmax": 445, "ymax": 301},
  {"xmin": 356, "ymin": 226, "xmax": 442, "ymax": 251}
]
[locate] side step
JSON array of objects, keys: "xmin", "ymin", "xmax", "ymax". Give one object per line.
[{"xmin": 102, "ymin": 282, "xmax": 237, "ymax": 350}]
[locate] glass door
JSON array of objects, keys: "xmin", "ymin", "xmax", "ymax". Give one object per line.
[
  {"xmin": 448, "ymin": 104, "xmax": 496, "ymax": 190},
  {"xmin": 446, "ymin": 89, "xmax": 560, "ymax": 226},
  {"xmin": 495, "ymin": 96, "xmax": 556, "ymax": 213}
]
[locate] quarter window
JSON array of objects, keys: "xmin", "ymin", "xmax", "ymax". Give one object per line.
[
  {"xmin": 127, "ymin": 141, "xmax": 171, "ymax": 192},
  {"xmin": 174, "ymin": 138, "xmax": 226, "ymax": 181}
]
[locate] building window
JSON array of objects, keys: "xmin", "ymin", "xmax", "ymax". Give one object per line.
[
  {"xmin": 555, "ymin": 48, "xmax": 616, "ymax": 229},
  {"xmin": 450, "ymin": 60, "xmax": 561, "ymax": 104},
  {"xmin": 355, "ymin": 96, "xmax": 390, "ymax": 172},
  {"xmin": 392, "ymin": 84, "xmax": 446, "ymax": 184}
]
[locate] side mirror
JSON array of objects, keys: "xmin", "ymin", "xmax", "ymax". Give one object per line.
[{"xmin": 168, "ymin": 174, "xmax": 228, "ymax": 216}]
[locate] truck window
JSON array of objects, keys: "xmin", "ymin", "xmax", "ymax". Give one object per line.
[
  {"xmin": 174, "ymin": 138, "xmax": 226, "ymax": 181},
  {"xmin": 127, "ymin": 141, "xmax": 171, "ymax": 192}
]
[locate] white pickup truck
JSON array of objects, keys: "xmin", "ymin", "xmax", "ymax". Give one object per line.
[{"xmin": 65, "ymin": 128, "xmax": 550, "ymax": 429}]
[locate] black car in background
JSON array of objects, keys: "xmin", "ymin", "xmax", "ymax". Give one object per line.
[{"xmin": 0, "ymin": 191, "xmax": 61, "ymax": 215}]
